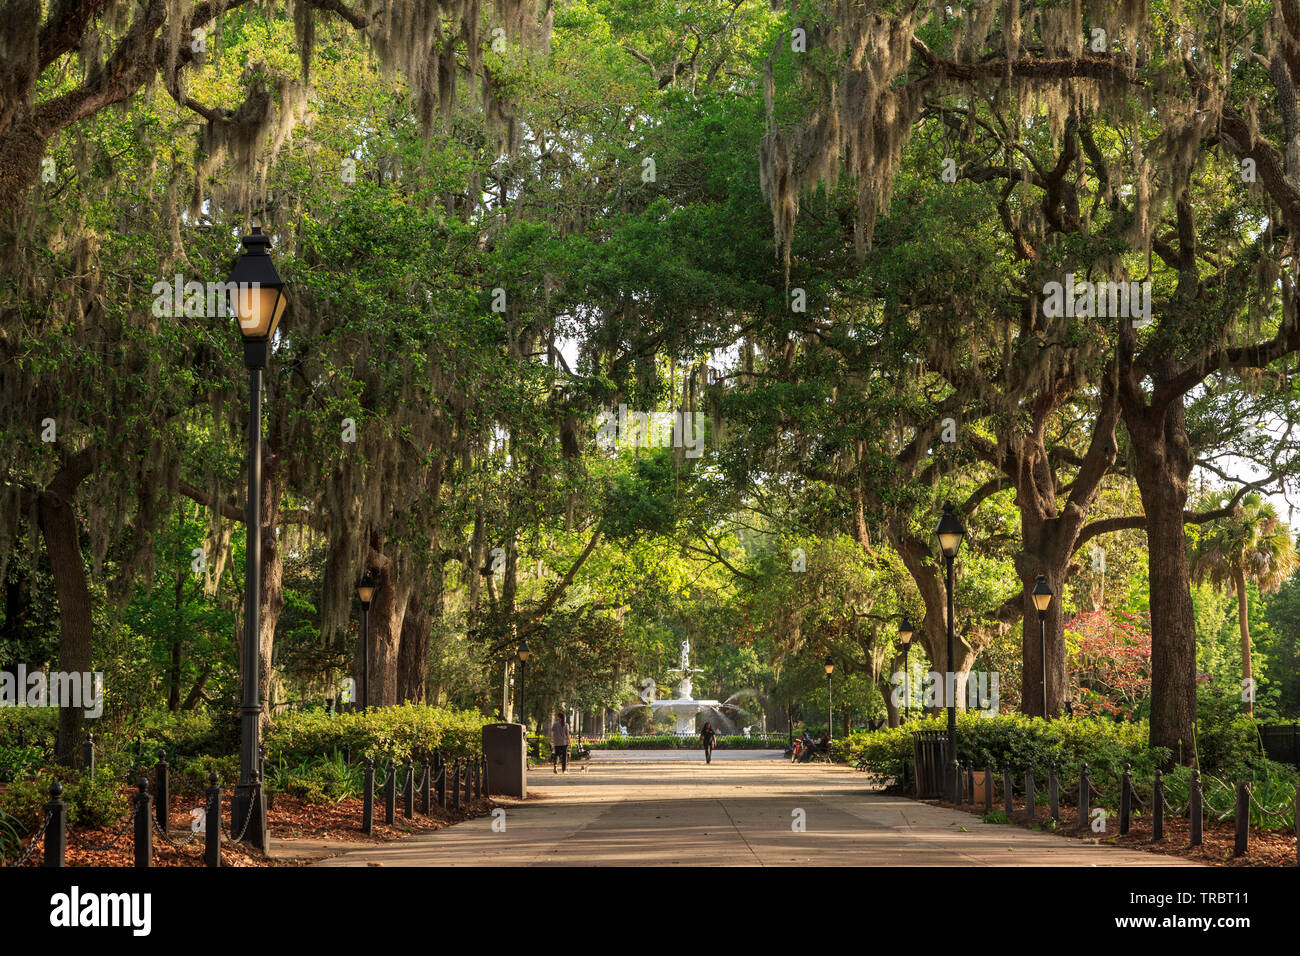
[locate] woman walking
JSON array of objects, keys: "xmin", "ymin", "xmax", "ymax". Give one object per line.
[{"xmin": 700, "ymin": 721, "xmax": 717, "ymax": 764}]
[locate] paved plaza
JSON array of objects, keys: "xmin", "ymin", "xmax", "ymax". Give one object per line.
[{"xmin": 310, "ymin": 753, "xmax": 1200, "ymax": 867}]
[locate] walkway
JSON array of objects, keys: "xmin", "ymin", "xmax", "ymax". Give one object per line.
[{"xmin": 311, "ymin": 754, "xmax": 1199, "ymax": 867}]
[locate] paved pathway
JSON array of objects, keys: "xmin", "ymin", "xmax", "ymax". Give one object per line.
[{"xmin": 312, "ymin": 757, "xmax": 1200, "ymax": 867}]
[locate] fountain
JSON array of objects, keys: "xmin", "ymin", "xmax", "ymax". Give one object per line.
[{"xmin": 644, "ymin": 640, "xmax": 724, "ymax": 736}]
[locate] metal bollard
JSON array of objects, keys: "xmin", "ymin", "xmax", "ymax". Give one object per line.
[
  {"xmin": 1078, "ymin": 763, "xmax": 1090, "ymax": 832},
  {"xmin": 983, "ymin": 759, "xmax": 993, "ymax": 815},
  {"xmin": 403, "ymin": 760, "xmax": 414, "ymax": 819},
  {"xmin": 1024, "ymin": 764, "xmax": 1036, "ymax": 825},
  {"xmin": 1189, "ymin": 770, "xmax": 1203, "ymax": 847},
  {"xmin": 1049, "ymin": 764, "xmax": 1059, "ymax": 822},
  {"xmin": 362, "ymin": 757, "xmax": 374, "ymax": 835},
  {"xmin": 384, "ymin": 759, "xmax": 396, "ymax": 825},
  {"xmin": 421, "ymin": 758, "xmax": 431, "ymax": 815},
  {"xmin": 950, "ymin": 760, "xmax": 961, "ymax": 804},
  {"xmin": 205, "ymin": 773, "xmax": 222, "ymax": 868},
  {"xmin": 1152, "ymin": 769, "xmax": 1164, "ymax": 842},
  {"xmin": 453, "ymin": 758, "xmax": 462, "ymax": 811},
  {"xmin": 1119, "ymin": 762, "xmax": 1132, "ymax": 835},
  {"xmin": 44, "ymin": 781, "xmax": 66, "ymax": 867},
  {"xmin": 82, "ymin": 733, "xmax": 95, "ymax": 776},
  {"xmin": 155, "ymin": 750, "xmax": 169, "ymax": 832},
  {"xmin": 1234, "ymin": 782, "xmax": 1249, "ymax": 857},
  {"xmin": 134, "ymin": 778, "xmax": 152, "ymax": 868},
  {"xmin": 436, "ymin": 752, "xmax": 446, "ymax": 809},
  {"xmin": 1003, "ymin": 764, "xmax": 1014, "ymax": 817},
  {"xmin": 966, "ymin": 762, "xmax": 974, "ymax": 805}
]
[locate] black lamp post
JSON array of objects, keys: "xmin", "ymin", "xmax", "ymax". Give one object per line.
[
  {"xmin": 934, "ymin": 502, "xmax": 965, "ymax": 765},
  {"xmin": 824, "ymin": 655, "xmax": 834, "ymax": 740},
  {"xmin": 899, "ymin": 617, "xmax": 914, "ymax": 723},
  {"xmin": 1032, "ymin": 574, "xmax": 1054, "ymax": 719},
  {"xmin": 227, "ymin": 225, "xmax": 287, "ymax": 851},
  {"xmin": 357, "ymin": 575, "xmax": 376, "ymax": 712},
  {"xmin": 516, "ymin": 633, "xmax": 532, "ymax": 730}
]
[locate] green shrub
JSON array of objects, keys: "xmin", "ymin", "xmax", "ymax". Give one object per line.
[
  {"xmin": 265, "ymin": 751, "xmax": 363, "ymax": 805},
  {"xmin": 265, "ymin": 703, "xmax": 490, "ymax": 765},
  {"xmin": 0, "ymin": 777, "xmax": 46, "ymax": 836},
  {"xmin": 64, "ymin": 766, "xmax": 129, "ymax": 829},
  {"xmin": 0, "ymin": 709, "xmax": 56, "ymax": 750},
  {"xmin": 0, "ymin": 744, "xmax": 45, "ymax": 783},
  {"xmin": 836, "ymin": 714, "xmax": 1170, "ymax": 789},
  {"xmin": 173, "ymin": 754, "xmax": 240, "ymax": 796}
]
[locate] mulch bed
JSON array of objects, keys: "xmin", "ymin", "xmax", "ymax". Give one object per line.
[
  {"xmin": 8, "ymin": 784, "xmax": 498, "ymax": 867},
  {"xmin": 928, "ymin": 794, "xmax": 1299, "ymax": 867}
]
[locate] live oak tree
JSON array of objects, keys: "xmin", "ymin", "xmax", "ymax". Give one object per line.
[{"xmin": 762, "ymin": 0, "xmax": 1300, "ymax": 759}]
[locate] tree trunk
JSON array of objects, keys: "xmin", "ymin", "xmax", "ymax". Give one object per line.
[
  {"xmin": 38, "ymin": 451, "xmax": 94, "ymax": 767},
  {"xmin": 1126, "ymin": 394, "xmax": 1197, "ymax": 763},
  {"xmin": 1234, "ymin": 566, "xmax": 1254, "ymax": 717},
  {"xmin": 354, "ymin": 530, "xmax": 410, "ymax": 708},
  {"xmin": 396, "ymin": 592, "xmax": 428, "ymax": 703}
]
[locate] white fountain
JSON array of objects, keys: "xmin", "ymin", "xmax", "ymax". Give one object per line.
[{"xmin": 646, "ymin": 640, "xmax": 723, "ymax": 736}]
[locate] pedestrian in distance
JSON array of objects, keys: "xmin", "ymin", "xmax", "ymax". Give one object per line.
[
  {"xmin": 551, "ymin": 713, "xmax": 570, "ymax": 773},
  {"xmin": 700, "ymin": 721, "xmax": 717, "ymax": 764}
]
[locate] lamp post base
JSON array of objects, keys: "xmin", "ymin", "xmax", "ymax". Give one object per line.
[{"xmin": 230, "ymin": 784, "xmax": 268, "ymax": 851}]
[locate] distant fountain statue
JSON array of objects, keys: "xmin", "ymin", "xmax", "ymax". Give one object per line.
[{"xmin": 647, "ymin": 640, "xmax": 723, "ymax": 736}]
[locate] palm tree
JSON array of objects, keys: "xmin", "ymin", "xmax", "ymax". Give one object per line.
[{"xmin": 1191, "ymin": 493, "xmax": 1298, "ymax": 716}]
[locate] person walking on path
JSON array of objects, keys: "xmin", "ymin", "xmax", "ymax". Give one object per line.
[
  {"xmin": 550, "ymin": 714, "xmax": 570, "ymax": 773},
  {"xmin": 700, "ymin": 721, "xmax": 717, "ymax": 764}
]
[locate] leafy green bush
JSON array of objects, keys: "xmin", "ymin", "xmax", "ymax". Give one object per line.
[
  {"xmin": 0, "ymin": 708, "xmax": 56, "ymax": 750},
  {"xmin": 64, "ymin": 766, "xmax": 129, "ymax": 828},
  {"xmin": 0, "ymin": 777, "xmax": 46, "ymax": 836},
  {"xmin": 173, "ymin": 754, "xmax": 240, "ymax": 797},
  {"xmin": 265, "ymin": 704, "xmax": 490, "ymax": 765},
  {"xmin": 0, "ymin": 744, "xmax": 45, "ymax": 783},
  {"xmin": 836, "ymin": 714, "xmax": 1170, "ymax": 789},
  {"xmin": 265, "ymin": 751, "xmax": 363, "ymax": 805}
]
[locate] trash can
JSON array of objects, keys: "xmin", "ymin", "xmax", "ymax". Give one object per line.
[
  {"xmin": 483, "ymin": 723, "xmax": 527, "ymax": 798},
  {"xmin": 912, "ymin": 730, "xmax": 950, "ymax": 799}
]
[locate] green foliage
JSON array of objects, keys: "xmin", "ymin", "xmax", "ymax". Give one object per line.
[
  {"xmin": 63, "ymin": 766, "xmax": 129, "ymax": 829},
  {"xmin": 836, "ymin": 714, "xmax": 1169, "ymax": 788},
  {"xmin": 264, "ymin": 704, "xmax": 491, "ymax": 765},
  {"xmin": 265, "ymin": 752, "xmax": 362, "ymax": 805},
  {"xmin": 173, "ymin": 754, "xmax": 240, "ymax": 797},
  {"xmin": 0, "ymin": 708, "xmax": 57, "ymax": 750}
]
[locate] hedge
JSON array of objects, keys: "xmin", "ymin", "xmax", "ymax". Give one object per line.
[
  {"xmin": 832, "ymin": 713, "xmax": 1171, "ymax": 787},
  {"xmin": 264, "ymin": 704, "xmax": 492, "ymax": 764}
]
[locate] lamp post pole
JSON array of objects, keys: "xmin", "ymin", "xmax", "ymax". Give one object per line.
[
  {"xmin": 1038, "ymin": 609, "xmax": 1047, "ymax": 719},
  {"xmin": 935, "ymin": 502, "xmax": 965, "ymax": 769},
  {"xmin": 362, "ymin": 600, "xmax": 369, "ymax": 711},
  {"xmin": 1032, "ymin": 574, "xmax": 1054, "ymax": 719},
  {"xmin": 945, "ymin": 552, "xmax": 956, "ymax": 754},
  {"xmin": 824, "ymin": 656, "xmax": 835, "ymax": 740},
  {"xmin": 234, "ymin": 345, "xmax": 267, "ymax": 850},
  {"xmin": 227, "ymin": 225, "xmax": 286, "ymax": 852},
  {"xmin": 827, "ymin": 673, "xmax": 833, "ymax": 740}
]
